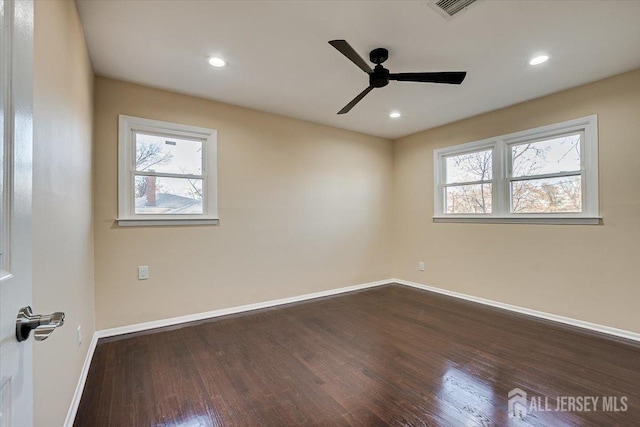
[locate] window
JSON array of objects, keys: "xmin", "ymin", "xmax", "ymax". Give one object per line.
[
  {"xmin": 434, "ymin": 115, "xmax": 599, "ymax": 224},
  {"xmin": 118, "ymin": 115, "xmax": 218, "ymax": 226}
]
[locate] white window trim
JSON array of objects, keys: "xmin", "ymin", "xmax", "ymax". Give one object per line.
[
  {"xmin": 117, "ymin": 115, "xmax": 219, "ymax": 227},
  {"xmin": 433, "ymin": 115, "xmax": 600, "ymax": 225}
]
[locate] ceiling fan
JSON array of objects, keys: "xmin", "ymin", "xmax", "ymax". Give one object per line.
[{"xmin": 329, "ymin": 40, "xmax": 467, "ymax": 114}]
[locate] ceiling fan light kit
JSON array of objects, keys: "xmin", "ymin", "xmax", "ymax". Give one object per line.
[{"xmin": 329, "ymin": 39, "xmax": 467, "ymax": 115}]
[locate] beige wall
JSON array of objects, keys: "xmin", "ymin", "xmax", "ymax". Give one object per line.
[
  {"xmin": 392, "ymin": 69, "xmax": 640, "ymax": 333},
  {"xmin": 93, "ymin": 77, "xmax": 393, "ymax": 329},
  {"xmin": 33, "ymin": 1, "xmax": 95, "ymax": 426}
]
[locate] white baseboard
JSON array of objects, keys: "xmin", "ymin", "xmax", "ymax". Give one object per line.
[
  {"xmin": 64, "ymin": 331, "xmax": 99, "ymax": 427},
  {"xmin": 393, "ymin": 278, "xmax": 640, "ymax": 343},
  {"xmin": 64, "ymin": 277, "xmax": 639, "ymax": 426}
]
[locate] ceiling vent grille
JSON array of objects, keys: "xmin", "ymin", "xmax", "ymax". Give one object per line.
[{"xmin": 428, "ymin": 0, "xmax": 480, "ymax": 20}]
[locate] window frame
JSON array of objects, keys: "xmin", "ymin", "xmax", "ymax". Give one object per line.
[
  {"xmin": 117, "ymin": 115, "xmax": 219, "ymax": 227},
  {"xmin": 433, "ymin": 115, "xmax": 599, "ymax": 224}
]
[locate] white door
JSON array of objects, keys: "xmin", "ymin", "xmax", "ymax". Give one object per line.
[{"xmin": 0, "ymin": 0, "xmax": 34, "ymax": 426}]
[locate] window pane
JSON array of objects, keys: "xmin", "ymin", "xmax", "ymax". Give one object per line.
[
  {"xmin": 511, "ymin": 134, "xmax": 581, "ymax": 178},
  {"xmin": 445, "ymin": 184, "xmax": 492, "ymax": 214},
  {"xmin": 135, "ymin": 133, "xmax": 202, "ymax": 175},
  {"xmin": 511, "ymin": 176, "xmax": 581, "ymax": 213},
  {"xmin": 135, "ymin": 176, "xmax": 203, "ymax": 214},
  {"xmin": 445, "ymin": 149, "xmax": 492, "ymax": 184}
]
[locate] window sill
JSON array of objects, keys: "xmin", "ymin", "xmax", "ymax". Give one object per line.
[
  {"xmin": 116, "ymin": 218, "xmax": 220, "ymax": 227},
  {"xmin": 433, "ymin": 216, "xmax": 601, "ymax": 225}
]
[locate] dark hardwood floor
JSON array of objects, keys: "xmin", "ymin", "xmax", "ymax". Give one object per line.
[{"xmin": 74, "ymin": 284, "xmax": 640, "ymax": 426}]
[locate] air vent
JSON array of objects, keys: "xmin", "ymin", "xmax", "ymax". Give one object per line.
[{"xmin": 428, "ymin": 0, "xmax": 480, "ymax": 20}]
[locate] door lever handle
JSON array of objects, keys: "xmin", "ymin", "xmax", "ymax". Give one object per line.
[{"xmin": 16, "ymin": 306, "xmax": 65, "ymax": 342}]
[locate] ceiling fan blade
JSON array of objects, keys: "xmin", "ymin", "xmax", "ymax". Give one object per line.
[
  {"xmin": 329, "ymin": 40, "xmax": 373, "ymax": 74},
  {"xmin": 389, "ymin": 71, "xmax": 467, "ymax": 85},
  {"xmin": 338, "ymin": 86, "xmax": 374, "ymax": 114}
]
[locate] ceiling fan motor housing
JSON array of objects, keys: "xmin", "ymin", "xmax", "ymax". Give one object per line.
[
  {"xmin": 370, "ymin": 65, "xmax": 390, "ymax": 88},
  {"xmin": 369, "ymin": 48, "xmax": 390, "ymax": 88}
]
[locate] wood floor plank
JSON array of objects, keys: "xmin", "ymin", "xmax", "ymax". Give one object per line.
[{"xmin": 74, "ymin": 284, "xmax": 640, "ymax": 426}]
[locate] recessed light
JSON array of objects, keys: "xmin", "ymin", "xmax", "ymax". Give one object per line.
[
  {"xmin": 389, "ymin": 111, "xmax": 401, "ymax": 118},
  {"xmin": 529, "ymin": 55, "xmax": 549, "ymax": 66},
  {"xmin": 208, "ymin": 57, "xmax": 226, "ymax": 67}
]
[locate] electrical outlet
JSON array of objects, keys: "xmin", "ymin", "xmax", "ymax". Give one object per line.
[
  {"xmin": 419, "ymin": 261, "xmax": 425, "ymax": 271},
  {"xmin": 77, "ymin": 325, "xmax": 82, "ymax": 347},
  {"xmin": 138, "ymin": 265, "xmax": 149, "ymax": 280}
]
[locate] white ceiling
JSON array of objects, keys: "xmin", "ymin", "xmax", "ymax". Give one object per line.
[{"xmin": 76, "ymin": 0, "xmax": 640, "ymax": 139}]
